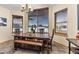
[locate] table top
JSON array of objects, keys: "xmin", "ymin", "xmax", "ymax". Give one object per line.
[
  {"xmin": 12, "ymin": 33, "xmax": 51, "ymax": 40},
  {"xmin": 66, "ymin": 38, "xmax": 79, "ymax": 47}
]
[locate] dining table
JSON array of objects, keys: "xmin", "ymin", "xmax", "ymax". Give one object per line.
[
  {"xmin": 12, "ymin": 32, "xmax": 51, "ymax": 53},
  {"xmin": 66, "ymin": 37, "xmax": 79, "ymax": 54},
  {"xmin": 13, "ymin": 32, "xmax": 50, "ymax": 40}
]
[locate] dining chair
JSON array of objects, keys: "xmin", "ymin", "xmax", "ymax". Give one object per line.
[
  {"xmin": 39, "ymin": 29, "xmax": 44, "ymax": 33},
  {"xmin": 47, "ymin": 29, "xmax": 54, "ymax": 53},
  {"xmin": 15, "ymin": 28, "xmax": 20, "ymax": 34}
]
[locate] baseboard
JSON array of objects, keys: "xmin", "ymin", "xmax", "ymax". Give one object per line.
[{"xmin": 0, "ymin": 40, "xmax": 13, "ymax": 44}]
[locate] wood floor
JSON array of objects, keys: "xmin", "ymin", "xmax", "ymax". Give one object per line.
[{"xmin": 14, "ymin": 41, "xmax": 69, "ymax": 54}]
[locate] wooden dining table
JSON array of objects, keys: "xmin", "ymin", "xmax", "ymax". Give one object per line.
[
  {"xmin": 66, "ymin": 38, "xmax": 79, "ymax": 54},
  {"xmin": 13, "ymin": 33, "xmax": 50, "ymax": 40},
  {"xmin": 12, "ymin": 33, "xmax": 51, "ymax": 53}
]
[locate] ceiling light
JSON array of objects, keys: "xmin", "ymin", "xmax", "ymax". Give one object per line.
[{"xmin": 21, "ymin": 4, "xmax": 33, "ymax": 13}]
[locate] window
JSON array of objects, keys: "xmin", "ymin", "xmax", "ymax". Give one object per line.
[
  {"xmin": 12, "ymin": 15, "xmax": 23, "ymax": 33},
  {"xmin": 77, "ymin": 5, "xmax": 79, "ymax": 30},
  {"xmin": 55, "ymin": 8, "xmax": 67, "ymax": 35},
  {"xmin": 28, "ymin": 8, "xmax": 48, "ymax": 33}
]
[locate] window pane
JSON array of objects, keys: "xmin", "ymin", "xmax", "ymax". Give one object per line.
[
  {"xmin": 37, "ymin": 27, "xmax": 48, "ymax": 32},
  {"xmin": 77, "ymin": 5, "xmax": 79, "ymax": 30},
  {"xmin": 38, "ymin": 15, "xmax": 48, "ymax": 26},
  {"xmin": 28, "ymin": 16, "xmax": 37, "ymax": 26},
  {"xmin": 28, "ymin": 27, "xmax": 31, "ymax": 32},
  {"xmin": 55, "ymin": 9, "xmax": 67, "ymax": 33},
  {"xmin": 44, "ymin": 27, "xmax": 48, "ymax": 32},
  {"xmin": 28, "ymin": 8, "xmax": 48, "ymax": 33},
  {"xmin": 28, "ymin": 10, "xmax": 38, "ymax": 16},
  {"xmin": 13, "ymin": 17, "xmax": 23, "ymax": 32}
]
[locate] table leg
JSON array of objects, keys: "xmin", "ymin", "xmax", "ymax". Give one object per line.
[
  {"xmin": 69, "ymin": 41, "xmax": 71, "ymax": 54},
  {"xmin": 47, "ymin": 41, "xmax": 49, "ymax": 54}
]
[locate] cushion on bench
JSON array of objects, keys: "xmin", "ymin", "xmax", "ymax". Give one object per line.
[{"xmin": 15, "ymin": 40, "xmax": 43, "ymax": 46}]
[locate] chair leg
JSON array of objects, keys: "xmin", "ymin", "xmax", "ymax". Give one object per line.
[
  {"xmin": 47, "ymin": 49, "xmax": 50, "ymax": 54},
  {"xmin": 51, "ymin": 46, "xmax": 52, "ymax": 52},
  {"xmin": 39, "ymin": 45, "xmax": 45, "ymax": 54},
  {"xmin": 47, "ymin": 46, "xmax": 52, "ymax": 54},
  {"xmin": 51, "ymin": 43, "xmax": 53, "ymax": 52}
]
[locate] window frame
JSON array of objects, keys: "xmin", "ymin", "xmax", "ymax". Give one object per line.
[
  {"xmin": 12, "ymin": 15, "xmax": 23, "ymax": 33},
  {"xmin": 28, "ymin": 7, "xmax": 49, "ymax": 33},
  {"xmin": 54, "ymin": 8, "xmax": 68, "ymax": 36}
]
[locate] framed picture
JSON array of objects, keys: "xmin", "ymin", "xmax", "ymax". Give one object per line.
[
  {"xmin": 55, "ymin": 8, "xmax": 67, "ymax": 34},
  {"xmin": 0, "ymin": 17, "xmax": 7, "ymax": 26}
]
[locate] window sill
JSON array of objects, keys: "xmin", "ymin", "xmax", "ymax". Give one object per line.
[{"xmin": 55, "ymin": 32, "xmax": 68, "ymax": 37}]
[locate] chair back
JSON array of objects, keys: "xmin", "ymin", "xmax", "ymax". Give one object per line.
[
  {"xmin": 15, "ymin": 28, "xmax": 20, "ymax": 34},
  {"xmin": 39, "ymin": 29, "xmax": 44, "ymax": 33},
  {"xmin": 51, "ymin": 29, "xmax": 54, "ymax": 42}
]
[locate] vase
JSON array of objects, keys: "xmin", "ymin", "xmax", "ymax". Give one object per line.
[{"xmin": 76, "ymin": 32, "xmax": 79, "ymax": 40}]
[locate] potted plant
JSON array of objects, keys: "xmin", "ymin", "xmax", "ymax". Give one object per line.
[{"xmin": 31, "ymin": 24, "xmax": 36, "ymax": 33}]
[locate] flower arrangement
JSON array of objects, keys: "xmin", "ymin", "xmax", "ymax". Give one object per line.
[
  {"xmin": 76, "ymin": 32, "xmax": 79, "ymax": 40},
  {"xmin": 31, "ymin": 24, "xmax": 36, "ymax": 33}
]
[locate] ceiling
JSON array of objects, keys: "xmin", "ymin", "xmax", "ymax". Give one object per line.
[
  {"xmin": 0, "ymin": 4, "xmax": 50, "ymax": 11},
  {"xmin": 0, "ymin": 4, "xmax": 21, "ymax": 11}
]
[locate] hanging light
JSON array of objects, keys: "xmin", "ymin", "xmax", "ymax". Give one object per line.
[
  {"xmin": 21, "ymin": 4, "xmax": 26, "ymax": 12},
  {"xmin": 21, "ymin": 4, "xmax": 33, "ymax": 13},
  {"xmin": 28, "ymin": 4, "xmax": 33, "ymax": 12}
]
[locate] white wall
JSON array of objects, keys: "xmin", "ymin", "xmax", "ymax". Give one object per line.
[
  {"xmin": 0, "ymin": 6, "xmax": 28, "ymax": 41},
  {"xmin": 0, "ymin": 6, "xmax": 28, "ymax": 53},
  {"xmin": 49, "ymin": 4, "xmax": 77, "ymax": 46},
  {"xmin": 0, "ymin": 6, "xmax": 12, "ymax": 40}
]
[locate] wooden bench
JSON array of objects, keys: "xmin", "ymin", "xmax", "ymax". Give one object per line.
[
  {"xmin": 15, "ymin": 40, "xmax": 43, "ymax": 46},
  {"xmin": 14, "ymin": 40, "xmax": 43, "ymax": 53}
]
